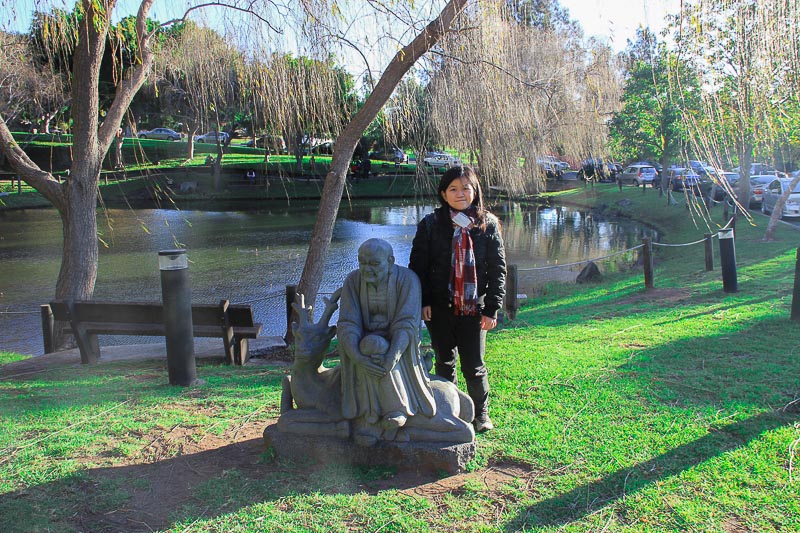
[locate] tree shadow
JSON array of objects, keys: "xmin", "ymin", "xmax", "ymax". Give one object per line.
[
  {"xmin": 0, "ymin": 429, "xmax": 446, "ymax": 533},
  {"xmin": 503, "ymin": 310, "xmax": 800, "ymax": 529},
  {"xmin": 505, "ymin": 408, "xmax": 798, "ymax": 529}
]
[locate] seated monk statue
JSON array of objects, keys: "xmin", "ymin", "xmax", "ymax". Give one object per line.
[{"xmin": 338, "ymin": 238, "xmax": 436, "ymax": 445}]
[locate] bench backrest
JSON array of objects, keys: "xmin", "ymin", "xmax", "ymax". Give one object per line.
[{"xmin": 49, "ymin": 300, "xmax": 256, "ymax": 328}]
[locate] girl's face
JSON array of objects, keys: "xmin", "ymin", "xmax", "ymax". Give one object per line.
[{"xmin": 441, "ymin": 177, "xmax": 475, "ymax": 211}]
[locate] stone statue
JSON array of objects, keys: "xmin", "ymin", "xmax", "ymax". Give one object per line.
[
  {"xmin": 275, "ymin": 238, "xmax": 475, "ymax": 447},
  {"xmin": 337, "ymin": 238, "xmax": 437, "ymax": 444}
]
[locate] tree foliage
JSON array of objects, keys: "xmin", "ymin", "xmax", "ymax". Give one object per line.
[
  {"xmin": 609, "ymin": 28, "xmax": 697, "ymax": 170},
  {"xmin": 388, "ymin": 2, "xmax": 620, "ymax": 194},
  {"xmin": 668, "ymin": 0, "xmax": 800, "ymax": 229}
]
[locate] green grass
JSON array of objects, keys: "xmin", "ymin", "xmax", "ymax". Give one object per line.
[
  {"xmin": 2, "ymin": 183, "xmax": 800, "ymax": 531},
  {"xmin": 1, "ymin": 139, "xmax": 432, "ymax": 210}
]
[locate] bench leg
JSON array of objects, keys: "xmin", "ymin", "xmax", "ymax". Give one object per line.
[
  {"xmin": 221, "ymin": 327, "xmax": 235, "ymax": 365},
  {"xmin": 40, "ymin": 304, "xmax": 55, "ymax": 354},
  {"xmin": 233, "ymin": 338, "xmax": 249, "ymax": 366},
  {"xmin": 76, "ymin": 332, "xmax": 100, "ymax": 364}
]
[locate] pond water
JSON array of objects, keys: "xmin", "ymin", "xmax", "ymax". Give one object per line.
[{"xmin": 0, "ymin": 200, "xmax": 656, "ymax": 355}]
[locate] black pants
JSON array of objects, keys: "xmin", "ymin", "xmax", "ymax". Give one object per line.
[{"xmin": 425, "ymin": 306, "xmax": 489, "ymax": 417}]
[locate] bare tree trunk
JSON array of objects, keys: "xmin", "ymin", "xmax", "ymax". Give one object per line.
[
  {"xmin": 56, "ymin": 187, "xmax": 99, "ymax": 307},
  {"xmin": 736, "ymin": 140, "xmax": 753, "ymax": 213},
  {"xmin": 187, "ymin": 121, "xmax": 198, "ymax": 161},
  {"xmin": 293, "ymin": 0, "xmax": 467, "ymax": 337},
  {"xmin": 111, "ymin": 130, "xmax": 124, "ymax": 169}
]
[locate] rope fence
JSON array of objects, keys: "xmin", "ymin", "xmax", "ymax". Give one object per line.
[{"xmin": 502, "ymin": 226, "xmax": 738, "ymax": 320}]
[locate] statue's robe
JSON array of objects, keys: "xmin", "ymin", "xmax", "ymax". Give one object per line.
[{"xmin": 338, "ymin": 265, "xmax": 436, "ymax": 423}]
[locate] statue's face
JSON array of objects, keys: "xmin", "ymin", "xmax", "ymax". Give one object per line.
[{"xmin": 358, "ymin": 245, "xmax": 392, "ymax": 285}]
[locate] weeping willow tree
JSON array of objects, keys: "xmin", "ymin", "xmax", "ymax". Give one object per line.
[
  {"xmin": 157, "ymin": 23, "xmax": 246, "ymax": 188},
  {"xmin": 244, "ymin": 52, "xmax": 354, "ymax": 173},
  {"xmin": 383, "ymin": 2, "xmax": 621, "ymax": 194},
  {"xmin": 668, "ymin": 0, "xmax": 800, "ymax": 238},
  {"xmin": 0, "ymin": 30, "xmax": 68, "ymax": 134}
]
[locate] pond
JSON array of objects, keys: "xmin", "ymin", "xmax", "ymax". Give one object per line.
[{"xmin": 0, "ymin": 200, "xmax": 657, "ymax": 355}]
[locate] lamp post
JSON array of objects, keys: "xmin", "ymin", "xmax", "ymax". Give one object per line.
[{"xmin": 158, "ymin": 249, "xmax": 198, "ymax": 385}]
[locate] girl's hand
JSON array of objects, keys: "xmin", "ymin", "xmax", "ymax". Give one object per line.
[
  {"xmin": 422, "ymin": 305, "xmax": 432, "ymax": 321},
  {"xmin": 481, "ymin": 315, "xmax": 497, "ymax": 330}
]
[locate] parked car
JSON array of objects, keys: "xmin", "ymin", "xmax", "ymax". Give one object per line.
[
  {"xmin": 536, "ymin": 160, "xmax": 563, "ymax": 180},
  {"xmin": 688, "ymin": 160, "xmax": 711, "ymax": 175},
  {"xmin": 749, "ymin": 175, "xmax": 776, "ymax": 206},
  {"xmin": 423, "ymin": 152, "xmax": 461, "ymax": 169},
  {"xmin": 732, "ymin": 163, "xmax": 778, "ymax": 176},
  {"xmin": 577, "ymin": 158, "xmax": 614, "ymax": 182},
  {"xmin": 709, "ymin": 171, "xmax": 740, "ymax": 201},
  {"xmin": 137, "ymin": 127, "xmax": 181, "ymax": 141},
  {"xmin": 668, "ymin": 167, "xmax": 702, "ymax": 192},
  {"xmin": 619, "ymin": 164, "xmax": 658, "ymax": 187},
  {"xmin": 370, "ymin": 147, "xmax": 408, "ymax": 164},
  {"xmin": 310, "ymin": 141, "xmax": 335, "ymax": 155},
  {"xmin": 540, "ymin": 155, "xmax": 570, "ymax": 172},
  {"xmin": 245, "ymin": 135, "xmax": 287, "ymax": 153},
  {"xmin": 194, "ymin": 131, "xmax": 230, "ymax": 144},
  {"xmin": 761, "ymin": 177, "xmax": 800, "ymax": 218}
]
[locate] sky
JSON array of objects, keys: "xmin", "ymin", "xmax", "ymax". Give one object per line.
[
  {"xmin": 2, "ymin": 0, "xmax": 685, "ymax": 56},
  {"xmin": 559, "ymin": 0, "xmax": 682, "ymax": 51}
]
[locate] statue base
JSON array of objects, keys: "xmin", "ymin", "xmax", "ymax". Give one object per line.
[{"xmin": 263, "ymin": 424, "xmax": 476, "ymax": 474}]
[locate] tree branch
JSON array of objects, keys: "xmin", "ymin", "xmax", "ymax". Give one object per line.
[{"xmin": 0, "ymin": 115, "xmax": 64, "ymax": 206}]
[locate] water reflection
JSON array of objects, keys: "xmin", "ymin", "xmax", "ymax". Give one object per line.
[{"xmin": 0, "ymin": 200, "xmax": 656, "ymax": 354}]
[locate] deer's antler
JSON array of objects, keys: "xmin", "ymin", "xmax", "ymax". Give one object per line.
[{"xmin": 318, "ymin": 288, "xmax": 342, "ymax": 326}]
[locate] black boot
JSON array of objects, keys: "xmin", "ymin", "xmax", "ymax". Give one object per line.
[{"xmin": 466, "ymin": 377, "xmax": 493, "ymax": 433}]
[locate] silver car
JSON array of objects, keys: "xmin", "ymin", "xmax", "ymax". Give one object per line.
[
  {"xmin": 619, "ymin": 164, "xmax": 657, "ymax": 187},
  {"xmin": 423, "ymin": 152, "xmax": 461, "ymax": 169},
  {"xmin": 138, "ymin": 127, "xmax": 181, "ymax": 141},
  {"xmin": 194, "ymin": 131, "xmax": 230, "ymax": 144},
  {"xmin": 761, "ymin": 176, "xmax": 800, "ymax": 218}
]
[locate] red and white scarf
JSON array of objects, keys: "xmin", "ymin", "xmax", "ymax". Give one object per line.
[{"xmin": 449, "ymin": 208, "xmax": 479, "ymax": 316}]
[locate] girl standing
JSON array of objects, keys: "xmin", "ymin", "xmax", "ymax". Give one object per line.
[{"xmin": 409, "ymin": 166, "xmax": 506, "ymax": 433}]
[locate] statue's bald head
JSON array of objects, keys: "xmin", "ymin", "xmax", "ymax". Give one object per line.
[
  {"xmin": 359, "ymin": 239, "xmax": 394, "ymax": 262},
  {"xmin": 358, "ymin": 239, "xmax": 394, "ymax": 286}
]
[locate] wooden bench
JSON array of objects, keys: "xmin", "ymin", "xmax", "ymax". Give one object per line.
[{"xmin": 41, "ymin": 299, "xmax": 262, "ymax": 366}]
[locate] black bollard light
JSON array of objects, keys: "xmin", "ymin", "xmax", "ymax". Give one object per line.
[
  {"xmin": 718, "ymin": 228, "xmax": 738, "ymax": 293},
  {"xmin": 159, "ymin": 249, "xmax": 198, "ymax": 386}
]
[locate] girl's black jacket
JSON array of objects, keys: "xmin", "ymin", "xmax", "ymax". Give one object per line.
[{"xmin": 408, "ymin": 206, "xmax": 507, "ymax": 319}]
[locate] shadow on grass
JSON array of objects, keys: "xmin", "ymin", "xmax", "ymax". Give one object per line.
[
  {"xmin": 505, "ymin": 408, "xmax": 798, "ymax": 529},
  {"xmin": 502, "ymin": 312, "xmax": 800, "ymax": 529},
  {"xmin": 0, "ymin": 430, "xmax": 443, "ymax": 533}
]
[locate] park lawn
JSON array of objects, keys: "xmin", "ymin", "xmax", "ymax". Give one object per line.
[{"xmin": 1, "ymin": 184, "xmax": 799, "ymax": 532}]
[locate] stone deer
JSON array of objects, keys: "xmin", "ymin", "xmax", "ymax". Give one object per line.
[{"xmin": 277, "ymin": 289, "xmax": 349, "ymax": 438}]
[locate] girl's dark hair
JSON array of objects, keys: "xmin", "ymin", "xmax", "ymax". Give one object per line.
[{"xmin": 437, "ymin": 166, "xmax": 486, "ymax": 224}]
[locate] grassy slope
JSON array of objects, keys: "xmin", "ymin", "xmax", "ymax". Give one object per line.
[{"xmin": 1, "ymin": 184, "xmax": 799, "ymax": 532}]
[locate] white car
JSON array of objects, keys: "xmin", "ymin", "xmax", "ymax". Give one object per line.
[
  {"xmin": 749, "ymin": 175, "xmax": 775, "ymax": 206},
  {"xmin": 194, "ymin": 131, "xmax": 230, "ymax": 144},
  {"xmin": 761, "ymin": 176, "xmax": 800, "ymax": 218},
  {"xmin": 423, "ymin": 152, "xmax": 461, "ymax": 169}
]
